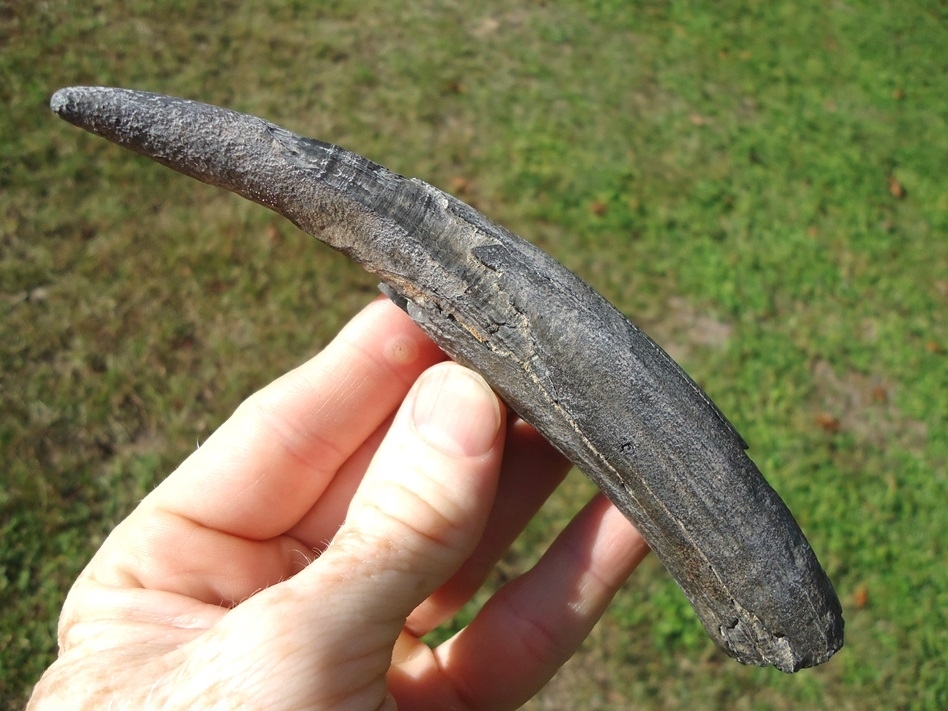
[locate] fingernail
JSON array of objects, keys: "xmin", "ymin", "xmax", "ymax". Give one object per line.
[{"xmin": 411, "ymin": 365, "xmax": 501, "ymax": 457}]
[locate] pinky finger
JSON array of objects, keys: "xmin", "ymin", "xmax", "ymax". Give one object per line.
[{"xmin": 416, "ymin": 495, "xmax": 649, "ymax": 711}]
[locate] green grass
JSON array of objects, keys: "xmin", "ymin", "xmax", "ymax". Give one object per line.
[{"xmin": 3, "ymin": 0, "xmax": 947, "ymax": 708}]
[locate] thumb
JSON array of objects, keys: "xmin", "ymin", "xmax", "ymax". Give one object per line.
[
  {"xmin": 263, "ymin": 362, "xmax": 505, "ymax": 708},
  {"xmin": 321, "ymin": 360, "xmax": 506, "ymax": 620}
]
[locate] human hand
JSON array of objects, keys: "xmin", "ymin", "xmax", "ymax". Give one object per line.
[{"xmin": 29, "ymin": 297, "xmax": 649, "ymax": 710}]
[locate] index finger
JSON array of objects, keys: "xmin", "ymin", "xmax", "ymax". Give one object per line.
[{"xmin": 147, "ymin": 297, "xmax": 445, "ymax": 539}]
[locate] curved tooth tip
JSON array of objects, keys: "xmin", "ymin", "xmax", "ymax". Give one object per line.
[
  {"xmin": 51, "ymin": 86, "xmax": 89, "ymax": 110},
  {"xmin": 50, "ymin": 86, "xmax": 108, "ymax": 123}
]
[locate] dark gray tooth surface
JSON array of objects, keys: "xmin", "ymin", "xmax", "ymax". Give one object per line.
[{"xmin": 51, "ymin": 86, "xmax": 844, "ymax": 672}]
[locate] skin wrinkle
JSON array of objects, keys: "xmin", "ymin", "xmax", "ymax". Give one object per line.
[
  {"xmin": 561, "ymin": 498, "xmax": 647, "ymax": 609},
  {"xmin": 284, "ymin": 426, "xmax": 388, "ymax": 547},
  {"xmin": 330, "ymin": 498, "xmax": 456, "ymax": 602},
  {"xmin": 502, "ymin": 589, "xmax": 573, "ymax": 673},
  {"xmin": 388, "ymin": 636, "xmax": 473, "ymax": 711},
  {"xmin": 309, "ymin": 645, "xmax": 393, "ymax": 711},
  {"xmin": 224, "ymin": 582, "xmax": 399, "ymax": 711},
  {"xmin": 405, "ymin": 416, "xmax": 572, "ymax": 638},
  {"xmin": 249, "ymin": 362, "xmax": 363, "ymax": 466},
  {"xmin": 339, "ymin": 469, "xmax": 495, "ymax": 592},
  {"xmin": 247, "ymin": 389, "xmax": 351, "ymax": 490},
  {"xmin": 149, "ymin": 422, "xmax": 313, "ymax": 540},
  {"xmin": 127, "ymin": 513, "xmax": 225, "ymax": 597},
  {"xmin": 57, "ymin": 585, "xmax": 198, "ymax": 653},
  {"xmin": 435, "ymin": 607, "xmax": 553, "ymax": 711},
  {"xmin": 428, "ymin": 656, "xmax": 478, "ymax": 711},
  {"xmin": 362, "ymin": 485, "xmax": 461, "ymax": 558},
  {"xmin": 108, "ymin": 506, "xmax": 312, "ymax": 606},
  {"xmin": 60, "ymin": 598, "xmax": 209, "ymax": 652}
]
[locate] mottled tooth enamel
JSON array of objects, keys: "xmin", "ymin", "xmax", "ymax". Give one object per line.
[{"xmin": 51, "ymin": 86, "xmax": 844, "ymax": 671}]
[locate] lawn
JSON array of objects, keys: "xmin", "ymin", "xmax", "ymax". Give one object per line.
[{"xmin": 2, "ymin": 1, "xmax": 946, "ymax": 708}]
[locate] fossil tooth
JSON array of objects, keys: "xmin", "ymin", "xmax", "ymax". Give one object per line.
[{"xmin": 51, "ymin": 86, "xmax": 843, "ymax": 672}]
